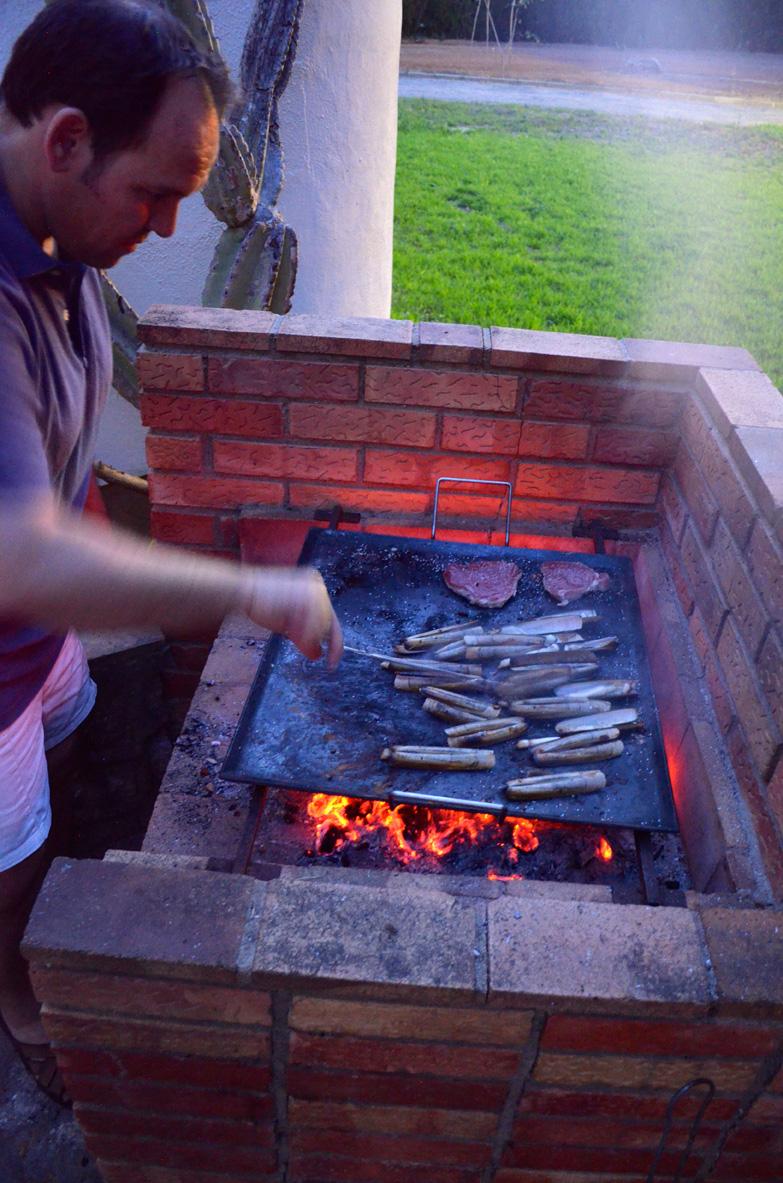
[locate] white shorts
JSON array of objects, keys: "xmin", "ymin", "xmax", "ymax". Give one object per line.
[{"xmin": 0, "ymin": 632, "xmax": 96, "ymax": 872}]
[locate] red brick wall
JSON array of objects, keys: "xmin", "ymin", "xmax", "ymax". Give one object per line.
[
  {"xmin": 138, "ymin": 313, "xmax": 686, "ymax": 554},
  {"xmin": 15, "ymin": 313, "xmax": 783, "ymax": 1183},
  {"xmin": 656, "ymin": 368, "xmax": 783, "ymax": 897},
  {"xmin": 138, "ymin": 308, "xmax": 783, "ymax": 899},
  {"xmin": 24, "ymin": 857, "xmax": 783, "ymax": 1183}
]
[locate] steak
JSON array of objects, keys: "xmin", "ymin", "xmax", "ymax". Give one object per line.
[
  {"xmin": 443, "ymin": 560, "xmax": 522, "ymax": 608},
  {"xmin": 542, "ymin": 561, "xmax": 611, "ymax": 606}
]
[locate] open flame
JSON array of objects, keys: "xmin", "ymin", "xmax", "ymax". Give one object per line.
[
  {"xmin": 304, "ymin": 793, "xmax": 614, "ymax": 875},
  {"xmin": 597, "ymin": 835, "xmax": 614, "ymax": 862},
  {"xmin": 305, "ymin": 793, "xmax": 525, "ymax": 863}
]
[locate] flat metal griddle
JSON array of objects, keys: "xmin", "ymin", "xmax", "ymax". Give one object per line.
[{"xmin": 222, "ymin": 529, "xmax": 678, "ymax": 833}]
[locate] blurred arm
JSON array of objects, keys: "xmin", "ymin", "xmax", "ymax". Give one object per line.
[{"xmin": 0, "ymin": 493, "xmax": 342, "ymax": 665}]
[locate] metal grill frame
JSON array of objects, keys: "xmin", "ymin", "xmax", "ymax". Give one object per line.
[{"xmin": 222, "ymin": 529, "xmax": 678, "ymax": 834}]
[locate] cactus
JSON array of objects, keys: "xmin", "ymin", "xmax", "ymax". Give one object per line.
[
  {"xmin": 160, "ymin": 0, "xmax": 303, "ymax": 312},
  {"xmin": 160, "ymin": 0, "xmax": 221, "ymax": 54},
  {"xmin": 63, "ymin": 0, "xmax": 306, "ymax": 406},
  {"xmin": 202, "ymin": 213, "xmax": 298, "ymax": 311},
  {"xmin": 202, "ymin": 123, "xmax": 260, "ymax": 229},
  {"xmin": 202, "ymin": 0, "xmax": 303, "ymax": 311},
  {"xmin": 162, "ymin": 0, "xmax": 262, "ymax": 230},
  {"xmin": 99, "ymin": 273, "xmax": 144, "ymax": 409}
]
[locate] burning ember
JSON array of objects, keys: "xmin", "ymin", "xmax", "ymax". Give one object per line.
[
  {"xmin": 304, "ymin": 793, "xmax": 614, "ymax": 878},
  {"xmin": 597, "ymin": 835, "xmax": 614, "ymax": 862}
]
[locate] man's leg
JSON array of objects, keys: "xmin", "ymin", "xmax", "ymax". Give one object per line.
[
  {"xmin": 0, "ymin": 691, "xmax": 52, "ymax": 1046},
  {"xmin": 46, "ymin": 728, "xmax": 84, "ymax": 859},
  {"xmin": 0, "ymin": 826, "xmax": 70, "ymax": 1103},
  {"xmin": 0, "ymin": 725, "xmax": 81, "ymax": 1045},
  {"xmin": 0, "ymin": 731, "xmax": 85, "ymax": 1106},
  {"xmin": 41, "ymin": 632, "xmax": 95, "ymax": 862},
  {"xmin": 0, "ymin": 635, "xmax": 94, "ymax": 1103},
  {"xmin": 0, "ymin": 837, "xmax": 50, "ymax": 1044}
]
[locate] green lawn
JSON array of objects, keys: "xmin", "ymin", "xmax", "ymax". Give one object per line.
[{"xmin": 393, "ymin": 101, "xmax": 783, "ymax": 388}]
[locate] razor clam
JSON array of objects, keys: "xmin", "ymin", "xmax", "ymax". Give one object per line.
[
  {"xmin": 421, "ymin": 686, "xmax": 501, "ymax": 718},
  {"xmin": 555, "ymin": 708, "xmax": 642, "ymax": 736},
  {"xmin": 484, "ymin": 642, "xmax": 560, "ymax": 658},
  {"xmin": 533, "ymin": 739, "xmax": 625, "ymax": 765},
  {"xmin": 517, "ymin": 734, "xmax": 572, "ymax": 750},
  {"xmin": 506, "ymin": 648, "xmax": 598, "ymax": 667},
  {"xmin": 381, "ymin": 746, "xmax": 495, "ymax": 770},
  {"xmin": 402, "ymin": 621, "xmax": 481, "ymax": 650},
  {"xmin": 463, "ymin": 633, "xmax": 545, "ymax": 648},
  {"xmin": 510, "ymin": 610, "xmax": 598, "ymax": 635},
  {"xmin": 495, "ymin": 663, "xmax": 598, "ymax": 700},
  {"xmin": 495, "ymin": 673, "xmax": 574, "ymax": 701},
  {"xmin": 448, "ymin": 721, "xmax": 528, "ymax": 747},
  {"xmin": 445, "ymin": 715, "xmax": 525, "ymax": 736},
  {"xmin": 380, "ymin": 657, "xmax": 483, "ymax": 676},
  {"xmin": 428, "ymin": 640, "xmax": 469, "ymax": 661},
  {"xmin": 508, "ymin": 661, "xmax": 598, "ymax": 676},
  {"xmin": 465, "ymin": 644, "xmax": 558, "ymax": 661},
  {"xmin": 505, "ymin": 770, "xmax": 606, "ymax": 798},
  {"xmin": 554, "ymin": 679, "xmax": 639, "ymax": 700},
  {"xmin": 393, "ymin": 673, "xmax": 486, "ymax": 692},
  {"xmin": 562, "ymin": 635, "xmax": 618, "ymax": 653},
  {"xmin": 422, "ymin": 698, "xmax": 491, "ymax": 725},
  {"xmin": 509, "ymin": 697, "xmax": 613, "ymax": 720},
  {"xmin": 527, "ymin": 727, "xmax": 621, "ymax": 751},
  {"xmin": 395, "ymin": 638, "xmax": 468, "ymax": 658}
]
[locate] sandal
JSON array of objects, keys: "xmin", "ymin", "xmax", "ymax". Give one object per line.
[{"xmin": 0, "ymin": 1016, "xmax": 71, "ymax": 1107}]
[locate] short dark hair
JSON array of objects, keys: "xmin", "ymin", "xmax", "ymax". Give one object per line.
[{"xmin": 1, "ymin": 0, "xmax": 232, "ymax": 159}]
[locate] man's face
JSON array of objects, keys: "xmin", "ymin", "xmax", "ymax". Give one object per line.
[{"xmin": 49, "ymin": 77, "xmax": 220, "ymax": 269}]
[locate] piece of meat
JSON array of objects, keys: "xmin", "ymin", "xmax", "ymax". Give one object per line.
[
  {"xmin": 541, "ymin": 560, "xmax": 611, "ymax": 606},
  {"xmin": 443, "ymin": 560, "xmax": 522, "ymax": 608}
]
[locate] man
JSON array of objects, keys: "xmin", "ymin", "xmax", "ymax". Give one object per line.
[{"xmin": 0, "ymin": 0, "xmax": 342, "ymax": 1104}]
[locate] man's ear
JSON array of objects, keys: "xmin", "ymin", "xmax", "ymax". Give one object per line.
[{"xmin": 43, "ymin": 107, "xmax": 92, "ymax": 174}]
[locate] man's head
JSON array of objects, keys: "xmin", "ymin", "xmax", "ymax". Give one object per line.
[{"xmin": 0, "ymin": 0, "xmax": 230, "ymax": 267}]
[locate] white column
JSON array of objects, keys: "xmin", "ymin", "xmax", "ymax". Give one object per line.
[
  {"xmin": 110, "ymin": 0, "xmax": 403, "ymax": 319},
  {"xmin": 278, "ymin": 0, "xmax": 403, "ymax": 317}
]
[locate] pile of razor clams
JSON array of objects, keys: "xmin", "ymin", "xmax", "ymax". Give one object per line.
[{"xmin": 375, "ymin": 609, "xmax": 642, "ymax": 801}]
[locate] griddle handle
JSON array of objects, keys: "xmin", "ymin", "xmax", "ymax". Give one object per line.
[
  {"xmin": 431, "ymin": 478, "xmax": 513, "ymax": 546},
  {"xmin": 635, "ymin": 829, "xmax": 661, "ymax": 905},
  {"xmin": 572, "ymin": 512, "xmax": 620, "ymax": 556},
  {"xmin": 314, "ymin": 504, "xmax": 362, "ymax": 531}
]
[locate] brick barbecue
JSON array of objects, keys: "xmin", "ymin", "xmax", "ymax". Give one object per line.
[{"xmin": 24, "ymin": 308, "xmax": 783, "ymax": 1183}]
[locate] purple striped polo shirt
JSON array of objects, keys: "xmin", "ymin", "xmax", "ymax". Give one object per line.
[{"xmin": 0, "ymin": 176, "xmax": 111, "ymax": 729}]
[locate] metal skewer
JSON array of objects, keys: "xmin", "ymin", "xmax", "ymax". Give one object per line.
[{"xmin": 343, "ymin": 644, "xmax": 390, "ymax": 661}]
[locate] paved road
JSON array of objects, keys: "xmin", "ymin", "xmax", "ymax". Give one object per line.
[{"xmin": 399, "ymin": 72, "xmax": 783, "ymax": 126}]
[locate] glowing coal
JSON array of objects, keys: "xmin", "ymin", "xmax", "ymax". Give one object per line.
[{"xmin": 303, "ymin": 792, "xmax": 614, "ymax": 878}]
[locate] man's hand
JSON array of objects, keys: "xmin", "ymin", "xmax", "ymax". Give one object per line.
[
  {"xmin": 242, "ymin": 567, "xmax": 343, "ymax": 669},
  {"xmin": 0, "ymin": 495, "xmax": 343, "ymax": 663}
]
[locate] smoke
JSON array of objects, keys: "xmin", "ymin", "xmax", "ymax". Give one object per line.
[
  {"xmin": 401, "ymin": 0, "xmax": 783, "ymax": 51},
  {"xmin": 512, "ymin": 0, "xmax": 775, "ymax": 53}
]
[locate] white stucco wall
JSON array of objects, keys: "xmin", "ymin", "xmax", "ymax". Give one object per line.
[{"xmin": 1, "ymin": 1, "xmax": 402, "ymax": 472}]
